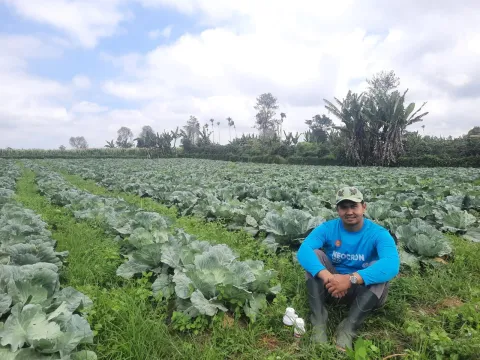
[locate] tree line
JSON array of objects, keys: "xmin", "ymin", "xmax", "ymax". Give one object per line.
[{"xmin": 61, "ymin": 70, "xmax": 479, "ymax": 166}]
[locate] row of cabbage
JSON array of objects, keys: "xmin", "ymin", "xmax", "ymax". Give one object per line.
[
  {"xmin": 27, "ymin": 163, "xmax": 280, "ymax": 322},
  {"xmin": 45, "ymin": 159, "xmax": 480, "ymax": 266},
  {"xmin": 0, "ymin": 160, "xmax": 96, "ymax": 360}
]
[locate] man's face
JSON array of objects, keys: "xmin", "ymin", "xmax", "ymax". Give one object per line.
[{"xmin": 336, "ymin": 200, "xmax": 366, "ymax": 226}]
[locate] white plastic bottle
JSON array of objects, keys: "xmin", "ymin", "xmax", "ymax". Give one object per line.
[
  {"xmin": 294, "ymin": 318, "xmax": 306, "ymax": 338},
  {"xmin": 283, "ymin": 307, "xmax": 297, "ymax": 326}
]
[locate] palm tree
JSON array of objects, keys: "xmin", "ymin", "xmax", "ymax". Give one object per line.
[
  {"xmin": 292, "ymin": 131, "xmax": 302, "ymax": 145},
  {"xmin": 104, "ymin": 140, "xmax": 115, "ymax": 148},
  {"xmin": 279, "ymin": 112, "xmax": 286, "ymax": 139},
  {"xmin": 364, "ymin": 89, "xmax": 428, "ymax": 165},
  {"xmin": 170, "ymin": 126, "xmax": 180, "ymax": 152},
  {"xmin": 227, "ymin": 117, "xmax": 233, "ymax": 141},
  {"xmin": 325, "ymin": 89, "xmax": 428, "ymax": 166},
  {"xmin": 324, "ymin": 91, "xmax": 368, "ymax": 165},
  {"xmin": 198, "ymin": 123, "xmax": 213, "ymax": 146},
  {"xmin": 209, "ymin": 119, "xmax": 215, "ymax": 143},
  {"xmin": 217, "ymin": 121, "xmax": 221, "ymax": 144},
  {"xmin": 232, "ymin": 120, "xmax": 237, "ymax": 139}
]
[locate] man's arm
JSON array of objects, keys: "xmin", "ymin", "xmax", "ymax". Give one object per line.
[
  {"xmin": 297, "ymin": 224, "xmax": 330, "ymax": 279},
  {"xmin": 356, "ymin": 229, "xmax": 400, "ymax": 285}
]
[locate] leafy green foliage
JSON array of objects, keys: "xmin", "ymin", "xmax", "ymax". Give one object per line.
[
  {"xmin": 345, "ymin": 337, "xmax": 380, "ymax": 360},
  {"xmin": 463, "ymin": 228, "xmax": 480, "ymax": 243},
  {"xmin": 28, "ymin": 162, "xmax": 280, "ymax": 322},
  {"xmin": 396, "ymin": 219, "xmax": 452, "ymax": 258},
  {"xmin": 9, "ymin": 159, "xmax": 480, "ymax": 359},
  {"xmin": 0, "ymin": 203, "xmax": 67, "ymax": 267},
  {"xmin": 440, "ymin": 210, "xmax": 477, "ymax": 233},
  {"xmin": 404, "ymin": 300, "xmax": 480, "ymax": 359},
  {"xmin": 260, "ymin": 208, "xmax": 324, "ymax": 248},
  {"xmin": 45, "ymin": 158, "xmax": 480, "ymax": 263},
  {"xmin": 0, "ymin": 303, "xmax": 93, "ymax": 355},
  {"xmin": 0, "ymin": 161, "xmax": 95, "ymax": 358},
  {"xmin": 324, "ymin": 70, "xmax": 429, "ymax": 166}
]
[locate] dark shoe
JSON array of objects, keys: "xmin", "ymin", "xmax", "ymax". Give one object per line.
[
  {"xmin": 335, "ymin": 288, "xmax": 378, "ymax": 350},
  {"xmin": 306, "ymin": 277, "xmax": 329, "ymax": 343}
]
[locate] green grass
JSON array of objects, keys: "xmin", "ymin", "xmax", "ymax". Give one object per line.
[
  {"xmin": 15, "ymin": 169, "xmax": 122, "ymax": 288},
  {"xmin": 18, "ymin": 166, "xmax": 480, "ymax": 359}
]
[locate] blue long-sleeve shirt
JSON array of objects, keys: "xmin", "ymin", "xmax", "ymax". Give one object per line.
[{"xmin": 297, "ymin": 218, "xmax": 400, "ymax": 285}]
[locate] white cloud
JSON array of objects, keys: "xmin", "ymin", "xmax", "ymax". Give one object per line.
[
  {"xmin": 445, "ymin": 74, "xmax": 470, "ymax": 88},
  {"xmin": 0, "ymin": 35, "xmax": 71, "ymax": 148},
  {"xmin": 148, "ymin": 29, "xmax": 161, "ymax": 39},
  {"xmin": 148, "ymin": 25, "xmax": 173, "ymax": 39},
  {"xmin": 0, "ymin": 34, "xmax": 63, "ymax": 71},
  {"xmin": 99, "ymin": 0, "xmax": 480, "ymax": 142},
  {"xmin": 72, "ymin": 75, "xmax": 91, "ymax": 89},
  {"xmin": 161, "ymin": 25, "xmax": 173, "ymax": 38},
  {"xmin": 71, "ymin": 101, "xmax": 108, "ymax": 113},
  {"xmin": 0, "ymin": 78, "xmax": 70, "ymax": 136},
  {"xmin": 1, "ymin": 0, "xmax": 129, "ymax": 48},
  {"xmin": 2, "ymin": 0, "xmax": 480, "ymax": 148}
]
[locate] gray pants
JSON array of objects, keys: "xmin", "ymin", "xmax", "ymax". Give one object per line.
[{"xmin": 305, "ymin": 250, "xmax": 390, "ymax": 307}]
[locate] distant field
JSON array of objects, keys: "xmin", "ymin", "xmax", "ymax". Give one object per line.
[{"xmin": 2, "ymin": 158, "xmax": 479, "ymax": 359}]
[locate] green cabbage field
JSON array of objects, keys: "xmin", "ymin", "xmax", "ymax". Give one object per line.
[{"xmin": 1, "ymin": 158, "xmax": 479, "ymax": 359}]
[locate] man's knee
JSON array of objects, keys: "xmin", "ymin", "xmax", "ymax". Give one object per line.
[
  {"xmin": 362, "ymin": 261, "xmax": 390, "ymax": 305},
  {"xmin": 367, "ymin": 282, "xmax": 389, "ymax": 307},
  {"xmin": 304, "ymin": 250, "xmax": 336, "ymax": 279},
  {"xmin": 305, "ymin": 250, "xmax": 328, "ymax": 280}
]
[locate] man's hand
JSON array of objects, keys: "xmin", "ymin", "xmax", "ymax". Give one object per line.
[
  {"xmin": 325, "ymin": 274, "xmax": 351, "ymax": 298},
  {"xmin": 317, "ymin": 269, "xmax": 333, "ymax": 284}
]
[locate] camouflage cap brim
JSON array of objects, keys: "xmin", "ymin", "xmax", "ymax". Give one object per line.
[{"xmin": 335, "ymin": 196, "xmax": 363, "ymax": 205}]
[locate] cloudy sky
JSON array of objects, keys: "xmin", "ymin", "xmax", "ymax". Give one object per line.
[{"xmin": 0, "ymin": 0, "xmax": 479, "ymax": 149}]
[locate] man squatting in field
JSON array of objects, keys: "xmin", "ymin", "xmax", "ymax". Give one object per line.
[{"xmin": 297, "ymin": 186, "xmax": 400, "ymax": 350}]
